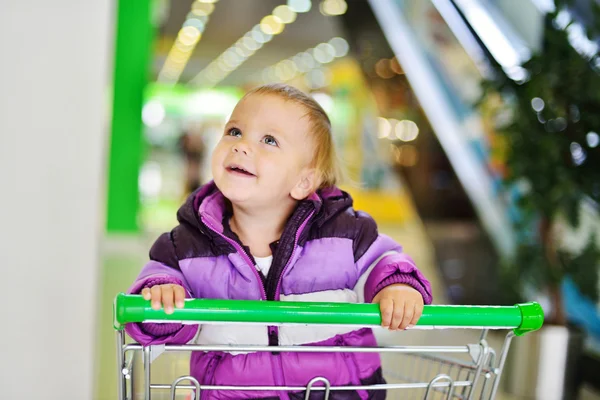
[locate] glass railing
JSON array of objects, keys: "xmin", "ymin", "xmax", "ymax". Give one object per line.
[{"xmin": 369, "ymin": 0, "xmax": 520, "ymax": 257}]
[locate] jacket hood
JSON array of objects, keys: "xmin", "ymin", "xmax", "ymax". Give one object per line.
[{"xmin": 175, "ymin": 181, "xmax": 354, "ymax": 237}]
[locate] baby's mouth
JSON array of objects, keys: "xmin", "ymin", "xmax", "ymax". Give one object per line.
[{"xmin": 226, "ymin": 164, "xmax": 256, "ymax": 177}]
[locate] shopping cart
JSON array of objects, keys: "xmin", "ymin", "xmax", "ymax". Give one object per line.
[{"xmin": 113, "ymin": 293, "xmax": 544, "ymax": 400}]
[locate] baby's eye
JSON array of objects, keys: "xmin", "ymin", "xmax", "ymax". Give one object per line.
[
  {"xmin": 227, "ymin": 128, "xmax": 242, "ymax": 137},
  {"xmin": 263, "ymin": 135, "xmax": 278, "ymax": 146}
]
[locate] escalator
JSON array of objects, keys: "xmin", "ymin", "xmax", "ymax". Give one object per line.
[
  {"xmin": 338, "ymin": 0, "xmax": 538, "ymax": 305},
  {"xmin": 366, "ymin": 0, "xmax": 537, "ymax": 259},
  {"xmin": 340, "ymin": 0, "xmax": 599, "ymax": 308}
]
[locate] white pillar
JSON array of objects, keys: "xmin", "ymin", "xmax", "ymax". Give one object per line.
[{"xmin": 0, "ymin": 1, "xmax": 112, "ymax": 398}]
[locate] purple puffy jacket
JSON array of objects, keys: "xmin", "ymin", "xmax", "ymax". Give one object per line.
[{"xmin": 126, "ymin": 182, "xmax": 432, "ymax": 400}]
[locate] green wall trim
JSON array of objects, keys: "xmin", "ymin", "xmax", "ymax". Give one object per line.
[{"xmin": 106, "ymin": 0, "xmax": 154, "ymax": 232}]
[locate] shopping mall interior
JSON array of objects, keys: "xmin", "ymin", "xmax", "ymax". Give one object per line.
[{"xmin": 2, "ymin": 0, "xmax": 599, "ymax": 399}]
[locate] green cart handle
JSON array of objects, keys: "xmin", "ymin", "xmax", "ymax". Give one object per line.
[{"xmin": 113, "ymin": 293, "xmax": 543, "ymax": 336}]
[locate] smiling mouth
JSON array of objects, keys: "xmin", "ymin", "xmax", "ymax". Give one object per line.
[{"xmin": 226, "ymin": 165, "xmax": 256, "ymax": 177}]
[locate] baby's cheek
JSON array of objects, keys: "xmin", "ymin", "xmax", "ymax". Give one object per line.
[
  {"xmin": 210, "ymin": 150, "xmax": 222, "ymax": 171},
  {"xmin": 265, "ymin": 157, "xmax": 286, "ymax": 171}
]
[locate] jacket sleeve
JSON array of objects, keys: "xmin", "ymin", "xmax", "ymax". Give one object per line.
[
  {"xmin": 351, "ymin": 213, "xmax": 432, "ymax": 305},
  {"xmin": 124, "ymin": 232, "xmax": 199, "ymax": 346}
]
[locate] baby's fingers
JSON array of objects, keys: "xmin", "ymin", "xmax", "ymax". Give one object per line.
[
  {"xmin": 399, "ymin": 302, "xmax": 414, "ymax": 330},
  {"xmin": 161, "ymin": 285, "xmax": 175, "ymax": 314},
  {"xmin": 410, "ymin": 303, "xmax": 423, "ymax": 327},
  {"xmin": 173, "ymin": 285, "xmax": 186, "ymax": 309},
  {"xmin": 390, "ymin": 300, "xmax": 406, "ymax": 330},
  {"xmin": 150, "ymin": 285, "xmax": 163, "ymax": 310},
  {"xmin": 379, "ymin": 298, "xmax": 394, "ymax": 328},
  {"xmin": 141, "ymin": 288, "xmax": 151, "ymax": 301}
]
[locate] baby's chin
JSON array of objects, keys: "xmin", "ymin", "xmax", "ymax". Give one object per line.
[
  {"xmin": 214, "ymin": 177, "xmax": 296, "ymax": 206},
  {"xmin": 223, "ymin": 192, "xmax": 252, "ymax": 205},
  {"xmin": 216, "ymin": 183, "xmax": 254, "ymax": 204},
  {"xmin": 220, "ymin": 186, "xmax": 296, "ymax": 209}
]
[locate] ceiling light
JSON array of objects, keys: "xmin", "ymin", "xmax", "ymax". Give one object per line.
[
  {"xmin": 388, "ymin": 119, "xmax": 400, "ymax": 137},
  {"xmin": 158, "ymin": 0, "xmax": 219, "ymax": 84},
  {"xmin": 395, "ymin": 120, "xmax": 419, "ymax": 141},
  {"xmin": 183, "ymin": 18, "xmax": 206, "ymax": 32},
  {"xmin": 375, "ymin": 59, "xmax": 394, "ymax": 79},
  {"xmin": 242, "ymin": 36, "xmax": 260, "ymax": 51},
  {"xmin": 233, "ymin": 45, "xmax": 249, "ymax": 57},
  {"xmin": 178, "ymin": 26, "xmax": 201, "ymax": 46},
  {"xmin": 273, "ymin": 5, "xmax": 297, "ymax": 24},
  {"xmin": 260, "ymin": 15, "xmax": 284, "ymax": 35},
  {"xmin": 191, "ymin": 1, "xmax": 215, "ymax": 16},
  {"xmin": 191, "ymin": 4, "xmax": 301, "ymax": 86},
  {"xmin": 587, "ymin": 131, "xmax": 599, "ymax": 148},
  {"xmin": 329, "ymin": 37, "xmax": 349, "ymax": 57},
  {"xmin": 301, "ymin": 52, "xmax": 316, "ymax": 68},
  {"xmin": 173, "ymin": 40, "xmax": 194, "ymax": 52},
  {"xmin": 315, "ymin": 43, "xmax": 336, "ymax": 63},
  {"xmin": 306, "ymin": 68, "xmax": 328, "ymax": 88},
  {"xmin": 288, "ymin": 0, "xmax": 311, "ymax": 13},
  {"xmin": 293, "ymin": 54, "xmax": 310, "ymax": 72},
  {"xmin": 187, "ymin": 12, "xmax": 209, "ymax": 23},
  {"xmin": 252, "ymin": 25, "xmax": 272, "ymax": 43},
  {"xmin": 378, "ymin": 117, "xmax": 391, "ymax": 139},
  {"xmin": 312, "ymin": 47, "xmax": 327, "ymax": 64},
  {"xmin": 320, "ymin": 0, "xmax": 347, "ymax": 16},
  {"xmin": 142, "ymin": 101, "xmax": 166, "ymax": 128}
]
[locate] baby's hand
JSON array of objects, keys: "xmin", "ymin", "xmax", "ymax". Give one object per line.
[
  {"xmin": 141, "ymin": 284, "xmax": 185, "ymax": 315},
  {"xmin": 372, "ymin": 284, "xmax": 424, "ymax": 331}
]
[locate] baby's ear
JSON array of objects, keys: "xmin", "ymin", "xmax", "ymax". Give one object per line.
[{"xmin": 291, "ymin": 169, "xmax": 318, "ymax": 200}]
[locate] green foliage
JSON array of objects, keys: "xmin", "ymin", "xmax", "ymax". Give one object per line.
[
  {"xmin": 481, "ymin": 5, "xmax": 600, "ymax": 309},
  {"xmin": 560, "ymin": 234, "xmax": 600, "ymax": 303}
]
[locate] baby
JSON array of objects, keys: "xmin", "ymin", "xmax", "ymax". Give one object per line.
[{"xmin": 126, "ymin": 83, "xmax": 432, "ymax": 399}]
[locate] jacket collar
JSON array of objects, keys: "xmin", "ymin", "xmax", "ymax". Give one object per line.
[{"xmin": 176, "ymin": 181, "xmax": 353, "ymax": 239}]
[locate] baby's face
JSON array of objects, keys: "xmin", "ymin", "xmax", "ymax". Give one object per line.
[{"xmin": 211, "ymin": 94, "xmax": 315, "ymax": 208}]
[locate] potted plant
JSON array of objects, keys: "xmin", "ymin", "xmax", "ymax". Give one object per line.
[{"xmin": 479, "ymin": 2, "xmax": 600, "ymax": 398}]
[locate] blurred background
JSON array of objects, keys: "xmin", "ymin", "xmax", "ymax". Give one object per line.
[{"xmin": 1, "ymin": 0, "xmax": 600, "ymax": 399}]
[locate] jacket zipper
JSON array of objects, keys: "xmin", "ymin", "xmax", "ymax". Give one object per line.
[
  {"xmin": 274, "ymin": 210, "xmax": 315, "ymax": 301},
  {"xmin": 201, "ymin": 354, "xmax": 222, "ymax": 400},
  {"xmin": 263, "ymin": 209, "xmax": 315, "ymax": 348},
  {"xmin": 271, "ymin": 210, "xmax": 315, "ymax": 400},
  {"xmin": 201, "ymin": 216, "xmax": 267, "ymax": 300},
  {"xmin": 203, "ymin": 208, "xmax": 314, "ymax": 400}
]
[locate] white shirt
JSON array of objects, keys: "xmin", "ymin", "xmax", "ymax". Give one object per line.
[{"xmin": 254, "ymin": 255, "xmax": 273, "ymax": 277}]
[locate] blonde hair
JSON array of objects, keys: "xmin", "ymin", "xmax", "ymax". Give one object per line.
[{"xmin": 243, "ymin": 83, "xmax": 342, "ymax": 189}]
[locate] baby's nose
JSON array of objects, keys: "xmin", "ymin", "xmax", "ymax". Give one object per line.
[{"xmin": 232, "ymin": 142, "xmax": 250, "ymax": 155}]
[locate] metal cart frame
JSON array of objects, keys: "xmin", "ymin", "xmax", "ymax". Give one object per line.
[{"xmin": 114, "ymin": 293, "xmax": 544, "ymax": 400}]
